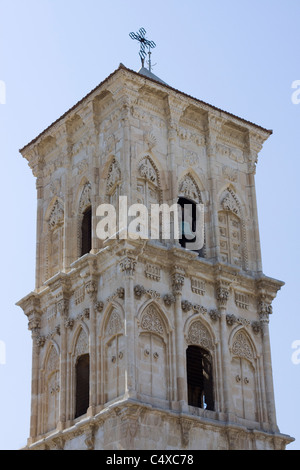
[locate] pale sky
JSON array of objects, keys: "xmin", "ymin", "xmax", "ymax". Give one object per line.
[{"xmin": 0, "ymin": 0, "xmax": 299, "ymax": 450}]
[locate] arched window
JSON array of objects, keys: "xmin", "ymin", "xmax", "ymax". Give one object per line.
[
  {"xmin": 75, "ymin": 353, "xmax": 90, "ymax": 418},
  {"xmin": 186, "ymin": 345, "xmax": 214, "ymax": 410},
  {"xmin": 178, "ymin": 197, "xmax": 204, "ymax": 257},
  {"xmin": 81, "ymin": 207, "xmax": 92, "ymax": 256}
]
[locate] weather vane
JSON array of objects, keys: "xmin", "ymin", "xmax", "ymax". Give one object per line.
[{"xmin": 129, "ymin": 28, "xmax": 156, "ymax": 71}]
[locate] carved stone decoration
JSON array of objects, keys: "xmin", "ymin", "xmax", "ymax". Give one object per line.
[
  {"xmin": 187, "ymin": 320, "xmax": 213, "ymax": 350},
  {"xmin": 232, "ymin": 331, "xmax": 254, "ymax": 361},
  {"xmin": 163, "ymin": 293, "xmax": 176, "ymax": 306},
  {"xmin": 144, "ymin": 131, "xmax": 157, "ymax": 151},
  {"xmin": 145, "ymin": 263, "xmax": 161, "ymax": 281},
  {"xmin": 181, "ymin": 300, "xmax": 193, "ymax": 312},
  {"xmin": 48, "ymin": 200, "xmax": 64, "ymax": 230},
  {"xmin": 106, "ymin": 309, "xmax": 123, "ymax": 337},
  {"xmin": 251, "ymin": 321, "xmax": 261, "ymax": 335},
  {"xmin": 226, "ymin": 314, "xmax": 237, "ymax": 326},
  {"xmin": 139, "ymin": 157, "xmax": 158, "ymax": 184},
  {"xmin": 65, "ymin": 318, "xmax": 74, "ymax": 330},
  {"xmin": 209, "ymin": 309, "xmax": 221, "ymax": 322},
  {"xmin": 106, "ymin": 158, "xmax": 121, "ymax": 195},
  {"xmin": 235, "ymin": 292, "xmax": 249, "ymax": 310},
  {"xmin": 116, "ymin": 287, "xmax": 125, "ymax": 299},
  {"xmin": 140, "ymin": 305, "xmax": 164, "ymax": 336},
  {"xmin": 179, "ymin": 418, "xmax": 193, "ymax": 448},
  {"xmin": 79, "ymin": 183, "xmax": 92, "ymax": 214},
  {"xmin": 258, "ymin": 300, "xmax": 273, "ymax": 320},
  {"xmin": 179, "ymin": 174, "xmax": 201, "ymax": 203},
  {"xmin": 56, "ymin": 299, "xmax": 69, "ymax": 317},
  {"xmin": 134, "ymin": 284, "xmax": 146, "ymax": 298},
  {"xmin": 37, "ymin": 335, "xmax": 46, "ymax": 348},
  {"xmin": 221, "ymin": 190, "xmax": 240, "ymax": 217},
  {"xmin": 222, "ymin": 165, "xmax": 238, "ymax": 183},
  {"xmin": 120, "ymin": 257, "xmax": 136, "ymax": 276},
  {"xmin": 172, "ymin": 272, "xmax": 185, "ymax": 295},
  {"xmin": 84, "ymin": 424, "xmax": 96, "ymax": 451},
  {"xmin": 191, "ymin": 277, "xmax": 205, "ymax": 295},
  {"xmin": 75, "ymin": 328, "xmax": 89, "ymax": 357},
  {"xmin": 85, "ymin": 280, "xmax": 97, "ymax": 298},
  {"xmin": 217, "ymin": 286, "xmax": 230, "ymax": 307},
  {"xmin": 95, "ymin": 301, "xmax": 104, "ymax": 312}
]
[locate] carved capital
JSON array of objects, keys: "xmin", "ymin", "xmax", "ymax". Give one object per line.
[
  {"xmin": 216, "ymin": 285, "xmax": 230, "ymax": 308},
  {"xmin": 171, "ymin": 269, "xmax": 185, "ymax": 295},
  {"xmin": 120, "ymin": 257, "xmax": 136, "ymax": 276}
]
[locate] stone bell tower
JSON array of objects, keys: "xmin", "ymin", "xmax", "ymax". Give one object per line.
[{"xmin": 17, "ymin": 62, "xmax": 293, "ymax": 450}]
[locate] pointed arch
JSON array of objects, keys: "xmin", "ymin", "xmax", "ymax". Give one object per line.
[
  {"xmin": 71, "ymin": 323, "xmax": 89, "ymax": 357},
  {"xmin": 230, "ymin": 327, "xmax": 257, "ymax": 363},
  {"xmin": 138, "ymin": 300, "xmax": 171, "ymax": 338},
  {"xmin": 184, "ymin": 316, "xmax": 215, "ymax": 352},
  {"xmin": 230, "ymin": 328, "xmax": 259, "ymax": 422},
  {"xmin": 136, "ymin": 154, "xmax": 162, "ymax": 208},
  {"xmin": 100, "ymin": 302, "xmax": 125, "ymax": 340},
  {"xmin": 42, "ymin": 343, "xmax": 60, "ymax": 434},
  {"xmin": 76, "ymin": 180, "xmax": 92, "ymax": 257},
  {"xmin": 218, "ymin": 185, "xmax": 248, "ymax": 269},
  {"xmin": 136, "ymin": 301, "xmax": 172, "ymax": 402},
  {"xmin": 178, "ymin": 172, "xmax": 202, "ymax": 204},
  {"xmin": 106, "ymin": 157, "xmax": 121, "ymax": 196},
  {"xmin": 100, "ymin": 302, "xmax": 125, "ymax": 404},
  {"xmin": 45, "ymin": 197, "xmax": 64, "ymax": 280}
]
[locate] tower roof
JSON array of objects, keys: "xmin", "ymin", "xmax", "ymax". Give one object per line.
[
  {"xmin": 137, "ymin": 65, "xmax": 168, "ymax": 85},
  {"xmin": 20, "ymin": 63, "xmax": 272, "ymax": 154}
]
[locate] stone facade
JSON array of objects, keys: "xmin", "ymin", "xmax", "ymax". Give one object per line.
[{"xmin": 17, "ymin": 64, "xmax": 293, "ymax": 450}]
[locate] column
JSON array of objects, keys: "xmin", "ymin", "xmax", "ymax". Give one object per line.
[
  {"xmin": 259, "ymin": 298, "xmax": 278, "ymax": 431},
  {"xmin": 216, "ymin": 280, "xmax": 234, "ymax": 417},
  {"xmin": 171, "ymin": 268, "xmax": 187, "ymax": 409},
  {"xmin": 85, "ymin": 278, "xmax": 98, "ymax": 414},
  {"xmin": 120, "ymin": 253, "xmax": 137, "ymax": 398},
  {"xmin": 57, "ymin": 299, "xmax": 69, "ymax": 430}
]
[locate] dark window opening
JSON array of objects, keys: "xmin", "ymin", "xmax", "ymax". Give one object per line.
[
  {"xmin": 81, "ymin": 207, "xmax": 92, "ymax": 257},
  {"xmin": 178, "ymin": 197, "xmax": 204, "ymax": 257},
  {"xmin": 186, "ymin": 345, "xmax": 214, "ymax": 411},
  {"xmin": 75, "ymin": 353, "xmax": 90, "ymax": 418}
]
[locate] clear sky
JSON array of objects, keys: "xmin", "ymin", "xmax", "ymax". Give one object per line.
[{"xmin": 0, "ymin": 0, "xmax": 299, "ymax": 450}]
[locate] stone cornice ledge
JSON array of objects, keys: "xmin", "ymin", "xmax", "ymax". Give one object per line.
[{"xmin": 21, "ymin": 397, "xmax": 294, "ymax": 451}]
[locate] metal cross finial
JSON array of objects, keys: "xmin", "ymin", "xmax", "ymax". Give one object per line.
[{"xmin": 129, "ymin": 28, "xmax": 156, "ymax": 69}]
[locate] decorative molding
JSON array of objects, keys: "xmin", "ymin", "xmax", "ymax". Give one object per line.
[
  {"xmin": 140, "ymin": 304, "xmax": 164, "ymax": 336},
  {"xmin": 120, "ymin": 257, "xmax": 136, "ymax": 276},
  {"xmin": 106, "ymin": 158, "xmax": 121, "ymax": 195},
  {"xmin": 48, "ymin": 200, "xmax": 64, "ymax": 230},
  {"xmin": 79, "ymin": 183, "xmax": 92, "ymax": 213},
  {"xmin": 139, "ymin": 156, "xmax": 158, "ymax": 184},
  {"xmin": 171, "ymin": 272, "xmax": 185, "ymax": 295},
  {"xmin": 163, "ymin": 293, "xmax": 176, "ymax": 306},
  {"xmin": 178, "ymin": 174, "xmax": 201, "ymax": 203},
  {"xmin": 106, "ymin": 309, "xmax": 123, "ymax": 337},
  {"xmin": 235, "ymin": 292, "xmax": 249, "ymax": 310},
  {"xmin": 187, "ymin": 320, "xmax": 213, "ymax": 350},
  {"xmin": 191, "ymin": 278, "xmax": 205, "ymax": 296},
  {"xmin": 145, "ymin": 263, "xmax": 161, "ymax": 282},
  {"xmin": 232, "ymin": 331, "xmax": 254, "ymax": 361}
]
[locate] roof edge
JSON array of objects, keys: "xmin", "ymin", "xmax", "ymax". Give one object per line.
[{"xmin": 19, "ymin": 63, "xmax": 272, "ymax": 154}]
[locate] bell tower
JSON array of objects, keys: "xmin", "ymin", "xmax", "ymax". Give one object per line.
[{"xmin": 17, "ymin": 60, "xmax": 293, "ymax": 450}]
